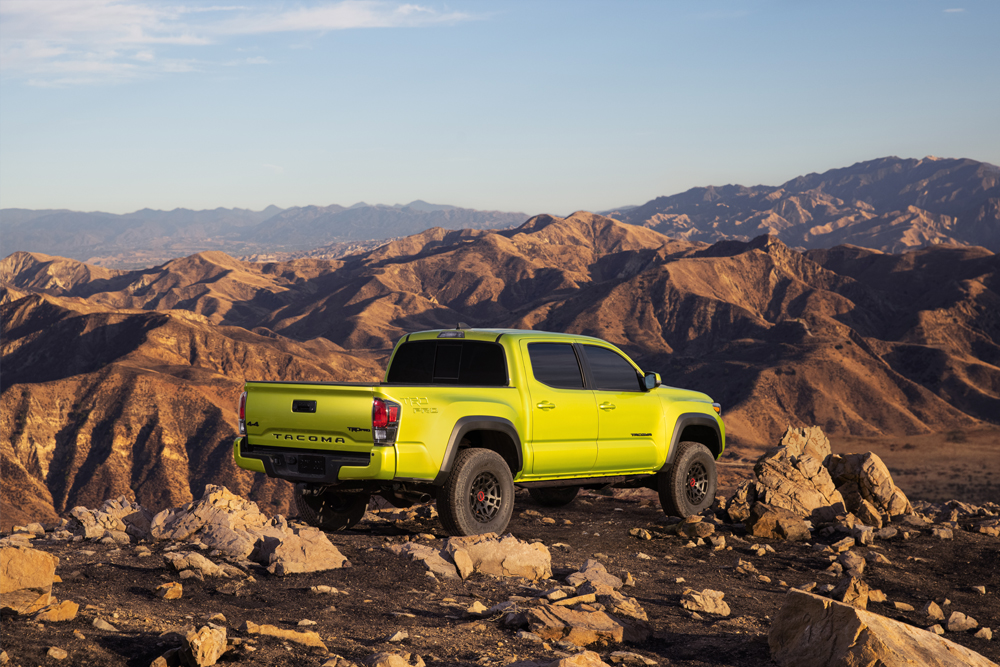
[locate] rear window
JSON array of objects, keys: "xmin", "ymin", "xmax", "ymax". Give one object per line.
[{"xmin": 386, "ymin": 340, "xmax": 508, "ymax": 385}]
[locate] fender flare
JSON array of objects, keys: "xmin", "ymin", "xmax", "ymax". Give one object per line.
[
  {"xmin": 662, "ymin": 413, "xmax": 724, "ymax": 469},
  {"xmin": 432, "ymin": 416, "xmax": 523, "ymax": 486}
]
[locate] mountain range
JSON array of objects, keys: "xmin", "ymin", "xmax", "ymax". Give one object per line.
[
  {"xmin": 608, "ymin": 156, "xmax": 1000, "ymax": 252},
  {"xmin": 0, "ymin": 201, "xmax": 528, "ymax": 269},
  {"xmin": 3, "ymin": 211, "xmax": 999, "ymax": 528},
  {"xmin": 3, "ymin": 156, "xmax": 999, "ymax": 271}
]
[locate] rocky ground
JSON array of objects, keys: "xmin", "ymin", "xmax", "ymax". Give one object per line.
[{"xmin": 2, "ymin": 481, "xmax": 998, "ymax": 667}]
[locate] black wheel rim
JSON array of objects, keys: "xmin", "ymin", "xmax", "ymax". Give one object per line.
[
  {"xmin": 685, "ymin": 461, "xmax": 709, "ymax": 504},
  {"xmin": 469, "ymin": 471, "xmax": 502, "ymax": 523}
]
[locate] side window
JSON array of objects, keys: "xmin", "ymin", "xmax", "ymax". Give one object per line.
[
  {"xmin": 528, "ymin": 343, "xmax": 585, "ymax": 389},
  {"xmin": 583, "ymin": 345, "xmax": 643, "ymax": 392}
]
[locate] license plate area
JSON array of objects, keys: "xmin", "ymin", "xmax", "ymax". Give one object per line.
[{"xmin": 298, "ymin": 455, "xmax": 326, "ymax": 475}]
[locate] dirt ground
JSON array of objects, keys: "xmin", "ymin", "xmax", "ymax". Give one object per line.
[{"xmin": 2, "ymin": 484, "xmax": 998, "ymax": 667}]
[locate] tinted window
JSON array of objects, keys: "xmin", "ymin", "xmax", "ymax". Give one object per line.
[
  {"xmin": 583, "ymin": 345, "xmax": 643, "ymax": 392},
  {"xmin": 386, "ymin": 341, "xmax": 507, "ymax": 385},
  {"xmin": 528, "ymin": 343, "xmax": 585, "ymax": 389}
]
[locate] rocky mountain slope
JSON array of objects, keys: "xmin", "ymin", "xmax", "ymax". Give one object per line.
[
  {"xmin": 0, "ymin": 202, "xmax": 527, "ymax": 269},
  {"xmin": 609, "ymin": 156, "xmax": 1000, "ymax": 253},
  {"xmin": 3, "ymin": 213, "xmax": 999, "ymax": 527}
]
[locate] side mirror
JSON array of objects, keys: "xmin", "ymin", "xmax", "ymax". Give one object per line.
[{"xmin": 643, "ymin": 372, "xmax": 661, "ymax": 390}]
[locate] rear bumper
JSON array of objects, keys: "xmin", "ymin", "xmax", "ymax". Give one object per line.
[{"xmin": 233, "ymin": 437, "xmax": 396, "ymax": 484}]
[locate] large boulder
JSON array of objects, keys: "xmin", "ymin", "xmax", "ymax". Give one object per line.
[
  {"xmin": 258, "ymin": 525, "xmax": 351, "ymax": 576},
  {"xmin": 826, "ymin": 452, "xmax": 912, "ymax": 518},
  {"xmin": 769, "ymin": 589, "xmax": 996, "ymax": 667},
  {"xmin": 150, "ymin": 485, "xmax": 282, "ymax": 559},
  {"xmin": 727, "ymin": 426, "xmax": 845, "ymax": 524},
  {"xmin": 444, "ymin": 534, "xmax": 552, "ymax": 581},
  {"xmin": 147, "ymin": 485, "xmax": 349, "ymax": 575},
  {"xmin": 0, "ymin": 546, "xmax": 59, "ymax": 614}
]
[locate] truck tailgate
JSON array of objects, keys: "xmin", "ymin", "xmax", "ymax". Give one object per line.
[{"xmin": 244, "ymin": 382, "xmax": 376, "ymax": 452}]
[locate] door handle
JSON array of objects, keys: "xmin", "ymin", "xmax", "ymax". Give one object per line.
[
  {"xmin": 536, "ymin": 401, "xmax": 556, "ymax": 411},
  {"xmin": 599, "ymin": 402, "xmax": 616, "ymax": 411}
]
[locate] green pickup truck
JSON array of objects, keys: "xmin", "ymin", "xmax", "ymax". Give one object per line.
[{"xmin": 234, "ymin": 327, "xmax": 725, "ymax": 536}]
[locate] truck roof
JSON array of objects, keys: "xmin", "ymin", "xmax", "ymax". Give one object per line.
[{"xmin": 402, "ymin": 328, "xmax": 611, "ymax": 344}]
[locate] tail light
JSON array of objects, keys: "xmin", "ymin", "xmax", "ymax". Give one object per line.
[
  {"xmin": 372, "ymin": 398, "xmax": 401, "ymax": 446},
  {"xmin": 238, "ymin": 391, "xmax": 247, "ymax": 436}
]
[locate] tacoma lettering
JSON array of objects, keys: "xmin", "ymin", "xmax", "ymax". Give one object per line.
[{"xmin": 273, "ymin": 434, "xmax": 335, "ymax": 443}]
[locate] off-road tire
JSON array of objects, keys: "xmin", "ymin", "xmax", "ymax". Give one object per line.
[
  {"xmin": 658, "ymin": 441, "xmax": 717, "ymax": 518},
  {"xmin": 528, "ymin": 486, "xmax": 579, "ymax": 507},
  {"xmin": 438, "ymin": 448, "xmax": 514, "ymax": 536},
  {"xmin": 295, "ymin": 484, "xmax": 370, "ymax": 531}
]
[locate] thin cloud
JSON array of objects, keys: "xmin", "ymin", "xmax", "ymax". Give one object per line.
[
  {"xmin": 943, "ymin": 8, "xmax": 965, "ymax": 12},
  {"xmin": 224, "ymin": 55, "xmax": 270, "ymax": 66},
  {"xmin": 0, "ymin": 1, "xmax": 474, "ymax": 86},
  {"xmin": 217, "ymin": 1, "xmax": 471, "ymax": 34}
]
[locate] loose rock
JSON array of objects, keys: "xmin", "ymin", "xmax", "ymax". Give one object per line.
[
  {"xmin": 831, "ymin": 577, "xmax": 869, "ymax": 610},
  {"xmin": 47, "ymin": 647, "xmax": 68, "ymax": 660},
  {"xmin": 183, "ymin": 625, "xmax": 227, "ymax": 667},
  {"xmin": 547, "ymin": 652, "xmax": 612, "ymax": 667},
  {"xmin": 157, "ymin": 582, "xmax": 183, "ymax": 600},
  {"xmin": 241, "ymin": 620, "xmax": 328, "ymax": 651},
  {"xmin": 680, "ymin": 589, "xmax": 731, "ymax": 617},
  {"xmin": 924, "ymin": 601, "xmax": 945, "ymax": 621},
  {"xmin": 565, "ymin": 559, "xmax": 623, "ymax": 590},
  {"xmin": 948, "ymin": 611, "xmax": 979, "ymax": 632}
]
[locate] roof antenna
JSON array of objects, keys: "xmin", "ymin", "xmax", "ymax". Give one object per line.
[{"xmin": 457, "ymin": 322, "xmax": 471, "ymax": 330}]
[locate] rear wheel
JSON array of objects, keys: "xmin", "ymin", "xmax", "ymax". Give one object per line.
[
  {"xmin": 438, "ymin": 449, "xmax": 514, "ymax": 536},
  {"xmin": 295, "ymin": 484, "xmax": 370, "ymax": 531},
  {"xmin": 658, "ymin": 441, "xmax": 717, "ymax": 518},
  {"xmin": 528, "ymin": 486, "xmax": 579, "ymax": 507}
]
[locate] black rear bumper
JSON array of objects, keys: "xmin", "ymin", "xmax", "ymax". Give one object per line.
[{"xmin": 237, "ymin": 438, "xmax": 372, "ymax": 484}]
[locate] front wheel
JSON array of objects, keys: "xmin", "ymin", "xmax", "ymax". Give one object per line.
[
  {"xmin": 295, "ymin": 484, "xmax": 370, "ymax": 531},
  {"xmin": 658, "ymin": 441, "xmax": 717, "ymax": 518},
  {"xmin": 438, "ymin": 449, "xmax": 514, "ymax": 536}
]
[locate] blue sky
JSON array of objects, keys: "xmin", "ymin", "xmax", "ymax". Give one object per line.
[{"xmin": 1, "ymin": 0, "xmax": 997, "ymax": 216}]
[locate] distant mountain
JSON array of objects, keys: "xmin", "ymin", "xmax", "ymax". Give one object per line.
[
  {"xmin": 0, "ymin": 201, "xmax": 527, "ymax": 269},
  {"xmin": 607, "ymin": 157, "xmax": 1000, "ymax": 253},
  {"xmin": 246, "ymin": 202, "xmax": 526, "ymax": 248}
]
